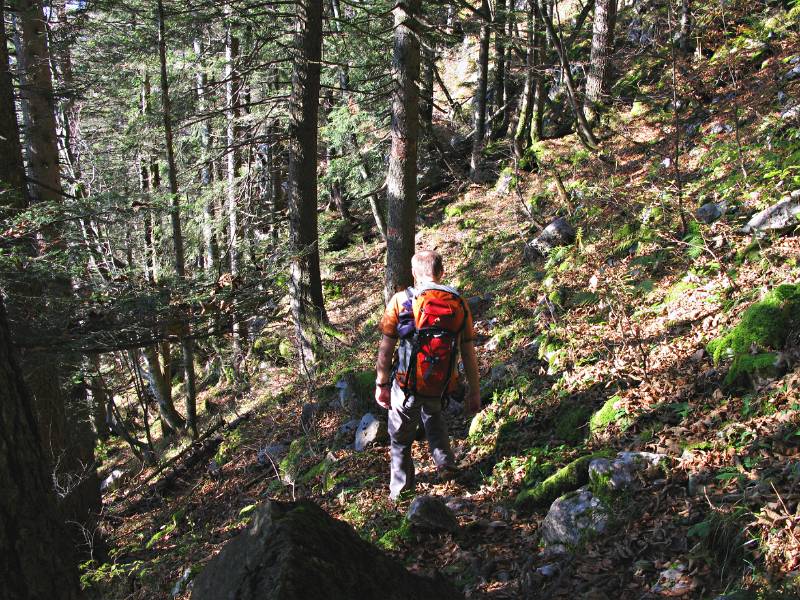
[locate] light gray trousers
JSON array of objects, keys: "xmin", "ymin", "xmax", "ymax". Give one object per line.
[{"xmin": 388, "ymin": 383, "xmax": 454, "ymax": 499}]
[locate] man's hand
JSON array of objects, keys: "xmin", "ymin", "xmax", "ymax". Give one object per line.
[
  {"xmin": 375, "ymin": 384, "xmax": 391, "ymax": 409},
  {"xmin": 464, "ymin": 389, "xmax": 481, "ymax": 418}
]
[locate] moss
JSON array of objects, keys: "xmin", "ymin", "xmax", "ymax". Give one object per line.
[
  {"xmin": 589, "ymin": 396, "xmax": 631, "ymax": 435},
  {"xmin": 554, "ymin": 401, "xmax": 593, "ymax": 444},
  {"xmin": 376, "ymin": 518, "xmax": 413, "ymax": 551},
  {"xmin": 707, "ymin": 285, "xmax": 800, "ymax": 386},
  {"xmin": 279, "ymin": 437, "xmax": 307, "ymax": 484},
  {"xmin": 515, "ymin": 451, "xmax": 613, "ymax": 512}
]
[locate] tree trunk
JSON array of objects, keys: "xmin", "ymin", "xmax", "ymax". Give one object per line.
[
  {"xmin": 490, "ymin": 0, "xmax": 508, "ymax": 140},
  {"xmin": 13, "ymin": 0, "xmax": 101, "ymax": 555},
  {"xmin": 194, "ymin": 38, "xmax": 219, "ymax": 272},
  {"xmin": 0, "ymin": 295, "xmax": 81, "ymax": 600},
  {"xmin": 469, "ymin": 0, "xmax": 491, "ymax": 180},
  {"xmin": 225, "ymin": 13, "xmax": 243, "ymax": 366},
  {"xmin": 679, "ymin": 0, "xmax": 691, "ymax": 52},
  {"xmin": 420, "ymin": 42, "xmax": 435, "ymax": 127},
  {"xmin": 141, "ymin": 345, "xmax": 184, "ymax": 434},
  {"xmin": 385, "ymin": 0, "xmax": 421, "ymax": 299},
  {"xmin": 157, "ymin": 0, "xmax": 198, "ymax": 437},
  {"xmin": 514, "ymin": 3, "xmax": 535, "ymax": 158},
  {"xmin": 532, "ymin": 3, "xmax": 546, "ymax": 142},
  {"xmin": 14, "ymin": 0, "xmax": 62, "ymax": 206},
  {"xmin": 287, "ymin": 0, "xmax": 328, "ymax": 371},
  {"xmin": 584, "ymin": 0, "xmax": 617, "ymax": 118},
  {"xmin": 0, "ymin": 8, "xmax": 27, "ymax": 211}
]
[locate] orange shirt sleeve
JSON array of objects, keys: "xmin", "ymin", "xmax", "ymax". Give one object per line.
[{"xmin": 378, "ymin": 292, "xmax": 404, "ymax": 338}]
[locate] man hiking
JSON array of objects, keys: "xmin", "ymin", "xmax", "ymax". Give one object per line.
[{"xmin": 374, "ymin": 250, "xmax": 481, "ymax": 499}]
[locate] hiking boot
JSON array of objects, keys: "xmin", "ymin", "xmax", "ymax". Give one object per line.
[{"xmin": 436, "ymin": 465, "xmax": 459, "ymax": 481}]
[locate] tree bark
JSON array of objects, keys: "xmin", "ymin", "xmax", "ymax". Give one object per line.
[
  {"xmin": 469, "ymin": 0, "xmax": 491, "ymax": 180},
  {"xmin": 13, "ymin": 0, "xmax": 61, "ymax": 206},
  {"xmin": 157, "ymin": 0, "xmax": 198, "ymax": 437},
  {"xmin": 585, "ymin": 0, "xmax": 617, "ymax": 117},
  {"xmin": 385, "ymin": 0, "xmax": 421, "ymax": 299},
  {"xmin": 679, "ymin": 0, "xmax": 691, "ymax": 52},
  {"xmin": 514, "ymin": 2, "xmax": 535, "ymax": 158},
  {"xmin": 490, "ymin": 0, "xmax": 508, "ymax": 140},
  {"xmin": 194, "ymin": 38, "xmax": 219, "ymax": 272},
  {"xmin": 287, "ymin": 0, "xmax": 328, "ymax": 370},
  {"xmin": 12, "ymin": 0, "xmax": 101, "ymax": 555},
  {"xmin": 0, "ymin": 295, "xmax": 81, "ymax": 600},
  {"xmin": 225, "ymin": 11, "xmax": 243, "ymax": 366},
  {"xmin": 0, "ymin": 8, "xmax": 27, "ymax": 211}
]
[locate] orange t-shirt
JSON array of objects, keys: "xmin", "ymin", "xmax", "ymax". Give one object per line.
[{"xmin": 379, "ymin": 287, "xmax": 476, "ymax": 343}]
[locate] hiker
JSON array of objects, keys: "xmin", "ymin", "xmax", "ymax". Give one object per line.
[{"xmin": 374, "ymin": 250, "xmax": 481, "ymax": 499}]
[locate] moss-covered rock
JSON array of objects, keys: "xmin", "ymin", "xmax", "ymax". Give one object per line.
[
  {"xmin": 279, "ymin": 438, "xmax": 307, "ymax": 484},
  {"xmin": 589, "ymin": 396, "xmax": 631, "ymax": 435},
  {"xmin": 707, "ymin": 284, "xmax": 800, "ymax": 386},
  {"xmin": 515, "ymin": 451, "xmax": 613, "ymax": 512}
]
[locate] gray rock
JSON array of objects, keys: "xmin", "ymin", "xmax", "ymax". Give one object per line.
[
  {"xmin": 337, "ymin": 419, "xmax": 360, "ymax": 438},
  {"xmin": 696, "ymin": 201, "xmax": 726, "ymax": 224},
  {"xmin": 741, "ymin": 198, "xmax": 800, "ymax": 233},
  {"xmin": 535, "ymin": 564, "xmax": 559, "ymax": 578},
  {"xmin": 709, "ymin": 122, "xmax": 734, "ymax": 135},
  {"xmin": 777, "ymin": 90, "xmax": 788, "ymax": 105},
  {"xmin": 781, "ymin": 105, "xmax": 800, "ymax": 121},
  {"xmin": 354, "ymin": 412, "xmax": 388, "ymax": 452},
  {"xmin": 785, "ymin": 65, "xmax": 800, "ymax": 81},
  {"xmin": 407, "ymin": 495, "xmax": 459, "ymax": 533},
  {"xmin": 334, "ymin": 375, "xmax": 358, "ymax": 412},
  {"xmin": 589, "ymin": 452, "xmax": 666, "ymax": 492},
  {"xmin": 661, "ymin": 157, "xmax": 672, "ymax": 169},
  {"xmin": 192, "ymin": 500, "xmax": 463, "ymax": 600},
  {"xmin": 301, "ymin": 403, "xmax": 318, "ymax": 429},
  {"xmin": 100, "ymin": 469, "xmax": 125, "ymax": 492},
  {"xmin": 495, "ymin": 170, "xmax": 515, "ymax": 195},
  {"xmin": 171, "ymin": 567, "xmax": 194, "ymax": 598},
  {"xmin": 525, "ymin": 217, "xmax": 576, "ymax": 258},
  {"xmin": 258, "ymin": 443, "xmax": 289, "ymax": 467},
  {"xmin": 540, "ymin": 489, "xmax": 610, "ymax": 547}
]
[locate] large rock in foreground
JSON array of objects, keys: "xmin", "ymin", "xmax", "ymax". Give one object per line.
[{"xmin": 192, "ymin": 500, "xmax": 461, "ymax": 600}]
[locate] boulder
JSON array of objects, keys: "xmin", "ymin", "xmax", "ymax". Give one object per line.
[
  {"xmin": 300, "ymin": 402, "xmax": 318, "ymax": 429},
  {"xmin": 100, "ymin": 469, "xmax": 126, "ymax": 492},
  {"xmin": 709, "ymin": 122, "xmax": 733, "ymax": 135},
  {"xmin": 741, "ymin": 198, "xmax": 800, "ymax": 234},
  {"xmin": 407, "ymin": 495, "xmax": 459, "ymax": 533},
  {"xmin": 337, "ymin": 419, "xmax": 360, "ymax": 438},
  {"xmin": 780, "ymin": 105, "xmax": 800, "ymax": 121},
  {"xmin": 525, "ymin": 217, "xmax": 576, "ymax": 258},
  {"xmin": 540, "ymin": 489, "xmax": 610, "ymax": 547},
  {"xmin": 354, "ymin": 413, "xmax": 388, "ymax": 451},
  {"xmin": 784, "ymin": 64, "xmax": 800, "ymax": 81},
  {"xmin": 192, "ymin": 501, "xmax": 462, "ymax": 600},
  {"xmin": 696, "ymin": 201, "xmax": 726, "ymax": 224},
  {"xmin": 257, "ymin": 443, "xmax": 288, "ymax": 468},
  {"xmin": 335, "ymin": 374, "xmax": 359, "ymax": 411},
  {"xmin": 588, "ymin": 451, "xmax": 666, "ymax": 492}
]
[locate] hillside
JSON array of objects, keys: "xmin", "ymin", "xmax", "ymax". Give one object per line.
[{"xmin": 78, "ymin": 4, "xmax": 800, "ymax": 599}]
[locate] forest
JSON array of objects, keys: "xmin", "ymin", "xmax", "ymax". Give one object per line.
[{"xmin": 2, "ymin": 0, "xmax": 800, "ymax": 598}]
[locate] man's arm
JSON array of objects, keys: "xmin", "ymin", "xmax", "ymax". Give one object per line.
[
  {"xmin": 461, "ymin": 341, "xmax": 481, "ymax": 416},
  {"xmin": 374, "ymin": 334, "xmax": 397, "ymax": 408}
]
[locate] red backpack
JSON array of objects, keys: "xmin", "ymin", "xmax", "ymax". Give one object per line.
[{"xmin": 394, "ymin": 285, "xmax": 467, "ymax": 399}]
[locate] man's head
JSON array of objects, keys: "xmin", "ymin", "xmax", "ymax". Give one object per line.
[{"xmin": 411, "ymin": 250, "xmax": 444, "ymax": 284}]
